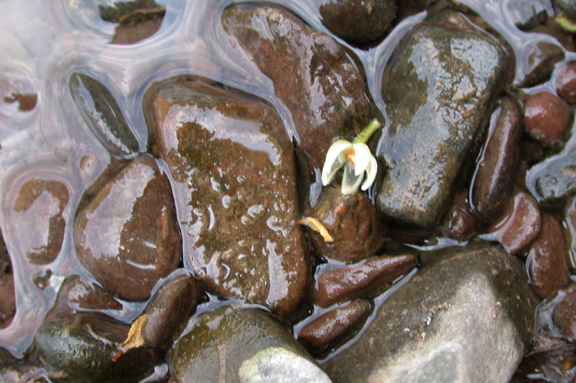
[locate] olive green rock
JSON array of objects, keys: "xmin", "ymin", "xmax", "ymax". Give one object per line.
[
  {"xmin": 376, "ymin": 14, "xmax": 508, "ymax": 227},
  {"xmin": 170, "ymin": 306, "xmax": 332, "ymax": 383}
]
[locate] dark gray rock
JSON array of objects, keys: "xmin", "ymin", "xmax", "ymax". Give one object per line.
[
  {"xmin": 35, "ymin": 313, "xmax": 163, "ymax": 383},
  {"xmin": 69, "ymin": 72, "xmax": 139, "ymax": 157},
  {"xmin": 143, "ymin": 76, "xmax": 309, "ymax": 316},
  {"xmin": 376, "ymin": 12, "xmax": 509, "ymax": 227},
  {"xmin": 170, "ymin": 306, "xmax": 332, "ymax": 383},
  {"xmin": 322, "ymin": 245, "xmax": 538, "ymax": 383}
]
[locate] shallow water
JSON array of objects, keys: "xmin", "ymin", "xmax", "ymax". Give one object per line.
[{"xmin": 0, "ymin": 0, "xmax": 574, "ymax": 374}]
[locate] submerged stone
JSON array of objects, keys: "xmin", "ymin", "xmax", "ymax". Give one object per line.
[
  {"xmin": 74, "ymin": 156, "xmax": 181, "ymax": 301},
  {"xmin": 11, "ymin": 178, "xmax": 69, "ymax": 265},
  {"xmin": 376, "ymin": 12, "xmax": 509, "ymax": 227},
  {"xmin": 144, "ymin": 76, "xmax": 309, "ymax": 316},
  {"xmin": 323, "ymin": 245, "xmax": 538, "ymax": 383}
]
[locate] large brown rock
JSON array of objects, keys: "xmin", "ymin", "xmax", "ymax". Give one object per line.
[
  {"xmin": 144, "ymin": 76, "xmax": 309, "ymax": 316},
  {"xmin": 222, "ymin": 4, "xmax": 372, "ymax": 201},
  {"xmin": 74, "ymin": 156, "xmax": 181, "ymax": 301}
]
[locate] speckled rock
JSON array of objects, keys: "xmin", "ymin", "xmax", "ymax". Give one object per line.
[
  {"xmin": 323, "ymin": 245, "xmax": 538, "ymax": 383},
  {"xmin": 376, "ymin": 12, "xmax": 509, "ymax": 227},
  {"xmin": 170, "ymin": 306, "xmax": 332, "ymax": 383},
  {"xmin": 222, "ymin": 4, "xmax": 371, "ymax": 201},
  {"xmin": 74, "ymin": 156, "xmax": 181, "ymax": 301},
  {"xmin": 144, "ymin": 76, "xmax": 309, "ymax": 316},
  {"xmin": 11, "ymin": 178, "xmax": 69, "ymax": 265}
]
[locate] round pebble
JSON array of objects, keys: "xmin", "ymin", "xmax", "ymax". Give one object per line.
[{"xmin": 524, "ymin": 91, "xmax": 572, "ymax": 148}]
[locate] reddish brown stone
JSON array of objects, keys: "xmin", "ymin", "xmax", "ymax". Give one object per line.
[
  {"xmin": 524, "ymin": 91, "xmax": 571, "ymax": 148},
  {"xmin": 12, "ymin": 178, "xmax": 69, "ymax": 265},
  {"xmin": 528, "ymin": 214, "xmax": 570, "ymax": 300},
  {"xmin": 313, "ymin": 254, "xmax": 417, "ymax": 308},
  {"xmin": 471, "ymin": 96, "xmax": 522, "ymax": 223},
  {"xmin": 553, "ymin": 284, "xmax": 576, "ymax": 339},
  {"xmin": 305, "ymin": 186, "xmax": 385, "ymax": 264},
  {"xmin": 440, "ymin": 190, "xmax": 476, "ymax": 241},
  {"xmin": 556, "ymin": 62, "xmax": 576, "ymax": 104},
  {"xmin": 0, "ymin": 274, "xmax": 15, "ymax": 329},
  {"xmin": 298, "ymin": 299, "xmax": 372, "ymax": 357},
  {"xmin": 486, "ymin": 188, "xmax": 541, "ymax": 255},
  {"xmin": 75, "ymin": 156, "xmax": 181, "ymax": 301}
]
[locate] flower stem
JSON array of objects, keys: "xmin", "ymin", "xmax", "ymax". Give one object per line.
[{"xmin": 352, "ymin": 119, "xmax": 382, "ymax": 145}]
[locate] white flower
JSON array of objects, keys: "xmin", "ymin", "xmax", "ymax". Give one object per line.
[{"xmin": 321, "ymin": 139, "xmax": 378, "ymax": 195}]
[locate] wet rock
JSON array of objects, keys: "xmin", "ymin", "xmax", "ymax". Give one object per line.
[
  {"xmin": 515, "ymin": 41, "xmax": 565, "ymax": 88},
  {"xmin": 553, "ymin": 284, "xmax": 576, "ymax": 339},
  {"xmin": 0, "ymin": 274, "xmax": 15, "ymax": 329},
  {"xmin": 564, "ymin": 196, "xmax": 576, "ymax": 268},
  {"xmin": 484, "ymin": 188, "xmax": 541, "ymax": 255},
  {"xmin": 222, "ymin": 4, "xmax": 371, "ymax": 199},
  {"xmin": 98, "ymin": 0, "xmax": 165, "ymax": 45},
  {"xmin": 526, "ymin": 140, "xmax": 576, "ymax": 204},
  {"xmin": 556, "ymin": 62, "xmax": 576, "ymax": 104},
  {"xmin": 527, "ymin": 214, "xmax": 570, "ymax": 300},
  {"xmin": 144, "ymin": 76, "xmax": 308, "ymax": 316},
  {"xmin": 139, "ymin": 272, "xmax": 203, "ymax": 348},
  {"xmin": 524, "ymin": 91, "xmax": 571, "ymax": 149},
  {"xmin": 0, "ymin": 229, "xmax": 10, "ymax": 274},
  {"xmin": 511, "ymin": 344, "xmax": 576, "ymax": 383},
  {"xmin": 0, "ymin": 364, "xmax": 47, "ymax": 383},
  {"xmin": 504, "ymin": 0, "xmax": 550, "ymax": 29},
  {"xmin": 74, "ymin": 156, "xmax": 181, "ymax": 301},
  {"xmin": 304, "ymin": 186, "xmax": 384, "ymax": 263},
  {"xmin": 318, "ymin": 0, "xmax": 396, "ymax": 46},
  {"xmin": 440, "ymin": 190, "xmax": 476, "ymax": 240},
  {"xmin": 35, "ymin": 313, "xmax": 163, "ymax": 383},
  {"xmin": 297, "ymin": 299, "xmax": 372, "ymax": 357},
  {"xmin": 313, "ymin": 254, "xmax": 417, "ymax": 308},
  {"xmin": 0, "ymin": 347, "xmax": 18, "ymax": 368},
  {"xmin": 69, "ymin": 72, "xmax": 139, "ymax": 157},
  {"xmin": 11, "ymin": 178, "xmax": 69, "ymax": 265},
  {"xmin": 471, "ymin": 97, "xmax": 522, "ymax": 222},
  {"xmin": 376, "ymin": 12, "xmax": 509, "ymax": 227},
  {"xmin": 48, "ymin": 275, "xmax": 122, "ymax": 319},
  {"xmin": 323, "ymin": 245, "xmax": 539, "ymax": 383},
  {"xmin": 557, "ymin": 0, "xmax": 576, "ymax": 20},
  {"xmin": 170, "ymin": 306, "xmax": 332, "ymax": 383}
]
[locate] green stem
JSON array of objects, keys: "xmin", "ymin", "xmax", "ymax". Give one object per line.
[
  {"xmin": 556, "ymin": 15, "xmax": 576, "ymax": 33},
  {"xmin": 352, "ymin": 118, "xmax": 382, "ymax": 145}
]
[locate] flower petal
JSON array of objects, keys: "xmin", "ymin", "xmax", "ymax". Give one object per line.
[
  {"xmin": 321, "ymin": 139, "xmax": 352, "ymax": 186},
  {"xmin": 352, "ymin": 143, "xmax": 371, "ymax": 176},
  {"xmin": 361, "ymin": 155, "xmax": 378, "ymax": 191},
  {"xmin": 341, "ymin": 162, "xmax": 364, "ymax": 195}
]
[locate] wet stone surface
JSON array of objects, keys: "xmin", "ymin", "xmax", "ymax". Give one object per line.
[
  {"xmin": 35, "ymin": 313, "xmax": 163, "ymax": 383},
  {"xmin": 516, "ymin": 41, "xmax": 564, "ymax": 88},
  {"xmin": 318, "ymin": 0, "xmax": 397, "ymax": 46},
  {"xmin": 222, "ymin": 3, "xmax": 371, "ymax": 198},
  {"xmin": 297, "ymin": 299, "xmax": 372, "ymax": 357},
  {"xmin": 170, "ymin": 306, "xmax": 332, "ymax": 383},
  {"xmin": 322, "ymin": 245, "xmax": 539, "ymax": 383},
  {"xmin": 144, "ymin": 76, "xmax": 309, "ymax": 316},
  {"xmin": 313, "ymin": 254, "xmax": 417, "ymax": 308},
  {"xmin": 74, "ymin": 156, "xmax": 181, "ymax": 301},
  {"xmin": 11, "ymin": 178, "xmax": 69, "ymax": 265},
  {"xmin": 527, "ymin": 214, "xmax": 570, "ymax": 300},
  {"xmin": 376, "ymin": 12, "xmax": 509, "ymax": 228},
  {"xmin": 556, "ymin": 61, "xmax": 576, "ymax": 104},
  {"xmin": 524, "ymin": 91, "xmax": 571, "ymax": 149},
  {"xmin": 305, "ymin": 186, "xmax": 385, "ymax": 264},
  {"xmin": 471, "ymin": 96, "xmax": 522, "ymax": 223},
  {"xmin": 484, "ymin": 188, "xmax": 542, "ymax": 255}
]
